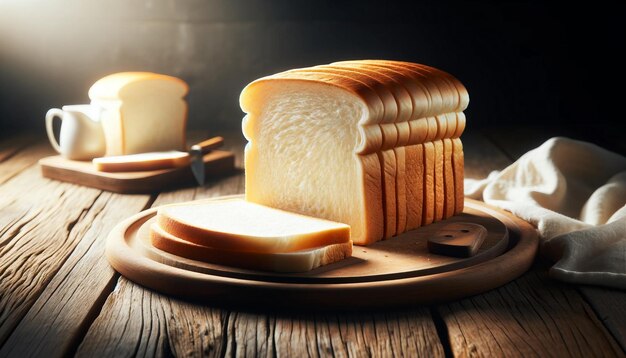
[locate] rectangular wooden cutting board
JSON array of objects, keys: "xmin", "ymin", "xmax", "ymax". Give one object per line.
[{"xmin": 39, "ymin": 150, "xmax": 235, "ymax": 193}]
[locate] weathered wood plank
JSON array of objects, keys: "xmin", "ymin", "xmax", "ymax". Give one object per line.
[
  {"xmin": 80, "ymin": 277, "xmax": 445, "ymax": 358},
  {"xmin": 0, "ymin": 164, "xmax": 101, "ymax": 345},
  {"xmin": 75, "ymin": 278, "xmax": 173, "ymax": 357},
  {"xmin": 322, "ymin": 311, "xmax": 444, "ymax": 357},
  {"xmin": 578, "ymin": 287, "xmax": 626, "ymax": 353},
  {"xmin": 0, "ymin": 133, "xmax": 38, "ymax": 164},
  {"xmin": 440, "ymin": 267, "xmax": 623, "ymax": 357},
  {"xmin": 0, "ymin": 192, "xmax": 152, "ymax": 358},
  {"xmin": 0, "ymin": 140, "xmax": 53, "ymax": 185},
  {"xmin": 166, "ymin": 297, "xmax": 227, "ymax": 357},
  {"xmin": 225, "ymin": 309, "xmax": 445, "ymax": 358}
]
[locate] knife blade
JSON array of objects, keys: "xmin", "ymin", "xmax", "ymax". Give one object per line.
[{"xmin": 189, "ymin": 136, "xmax": 224, "ymax": 186}]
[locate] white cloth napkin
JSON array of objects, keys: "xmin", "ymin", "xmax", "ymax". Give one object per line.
[{"xmin": 465, "ymin": 137, "xmax": 626, "ymax": 289}]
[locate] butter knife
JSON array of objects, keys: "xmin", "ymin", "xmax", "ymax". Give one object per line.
[{"xmin": 189, "ymin": 136, "xmax": 224, "ymax": 186}]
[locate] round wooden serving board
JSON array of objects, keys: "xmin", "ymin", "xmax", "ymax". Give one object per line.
[{"xmin": 106, "ymin": 198, "xmax": 538, "ymax": 310}]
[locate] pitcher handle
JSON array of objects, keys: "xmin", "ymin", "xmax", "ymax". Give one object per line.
[{"xmin": 45, "ymin": 108, "xmax": 64, "ymax": 153}]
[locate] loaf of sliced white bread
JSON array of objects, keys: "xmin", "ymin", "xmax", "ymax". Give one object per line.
[
  {"xmin": 148, "ymin": 217, "xmax": 352, "ymax": 272},
  {"xmin": 89, "ymin": 72, "xmax": 188, "ymax": 156},
  {"xmin": 149, "ymin": 198, "xmax": 352, "ymax": 272},
  {"xmin": 240, "ymin": 60, "xmax": 468, "ymax": 245}
]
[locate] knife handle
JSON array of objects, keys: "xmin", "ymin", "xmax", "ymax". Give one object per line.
[{"xmin": 190, "ymin": 136, "xmax": 224, "ymax": 154}]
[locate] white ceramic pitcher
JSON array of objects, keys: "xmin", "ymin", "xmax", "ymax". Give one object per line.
[{"xmin": 45, "ymin": 104, "xmax": 106, "ymax": 160}]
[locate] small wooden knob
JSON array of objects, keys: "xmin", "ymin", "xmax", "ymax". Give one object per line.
[{"xmin": 427, "ymin": 222, "xmax": 487, "ymax": 258}]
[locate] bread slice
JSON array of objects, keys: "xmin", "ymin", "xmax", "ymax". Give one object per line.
[
  {"xmin": 405, "ymin": 143, "xmax": 424, "ymax": 230},
  {"xmin": 157, "ymin": 198, "xmax": 351, "ymax": 253},
  {"xmin": 453, "ymin": 137, "xmax": 465, "ymax": 215},
  {"xmin": 422, "ymin": 117, "xmax": 439, "ymax": 226},
  {"xmin": 434, "ymin": 139, "xmax": 445, "ymax": 222},
  {"xmin": 443, "ymin": 138, "xmax": 455, "ymax": 218},
  {"xmin": 405, "ymin": 118, "xmax": 429, "ymax": 229},
  {"xmin": 394, "ymin": 146, "xmax": 407, "ymax": 234},
  {"xmin": 242, "ymin": 74, "xmax": 385, "ymax": 244},
  {"xmin": 422, "ymin": 140, "xmax": 436, "ymax": 226},
  {"xmin": 93, "ymin": 151, "xmax": 190, "ymax": 172},
  {"xmin": 433, "ymin": 113, "xmax": 448, "ymax": 222},
  {"xmin": 147, "ymin": 220, "xmax": 352, "ymax": 272},
  {"xmin": 380, "ymin": 150, "xmax": 397, "ymax": 238},
  {"xmin": 452, "ymin": 112, "xmax": 466, "ymax": 215}
]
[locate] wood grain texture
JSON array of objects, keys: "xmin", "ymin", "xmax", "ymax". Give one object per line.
[
  {"xmin": 75, "ymin": 278, "xmax": 173, "ymax": 357},
  {"xmin": 270, "ymin": 310, "xmax": 444, "ymax": 357},
  {"xmin": 79, "ymin": 278, "xmax": 445, "ymax": 358},
  {"xmin": 0, "ymin": 192, "xmax": 152, "ymax": 357},
  {"xmin": 579, "ymin": 287, "xmax": 626, "ymax": 353},
  {"xmin": 0, "ymin": 133, "xmax": 38, "ymax": 164},
  {"xmin": 439, "ymin": 268, "xmax": 623, "ymax": 357},
  {"xmin": 0, "ymin": 147, "xmax": 108, "ymax": 346},
  {"xmin": 315, "ymin": 311, "xmax": 444, "ymax": 357},
  {"xmin": 0, "ymin": 140, "xmax": 53, "ymax": 185}
]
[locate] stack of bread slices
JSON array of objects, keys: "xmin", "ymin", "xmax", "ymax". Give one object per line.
[
  {"xmin": 241, "ymin": 60, "xmax": 469, "ymax": 246},
  {"xmin": 148, "ymin": 198, "xmax": 352, "ymax": 272}
]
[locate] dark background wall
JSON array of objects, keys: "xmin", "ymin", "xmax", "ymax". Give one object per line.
[{"xmin": 1, "ymin": 1, "xmax": 624, "ymax": 151}]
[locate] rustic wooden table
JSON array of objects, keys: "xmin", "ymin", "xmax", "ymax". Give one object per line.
[{"xmin": 0, "ymin": 129, "xmax": 624, "ymax": 357}]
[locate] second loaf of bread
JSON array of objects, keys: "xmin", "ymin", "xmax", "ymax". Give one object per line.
[{"xmin": 240, "ymin": 60, "xmax": 468, "ymax": 245}]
